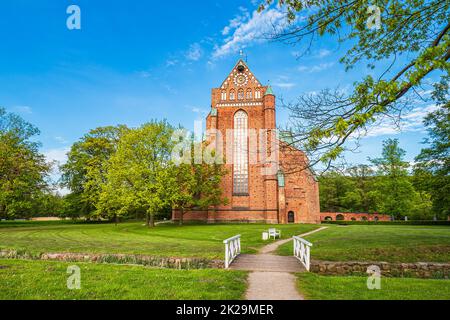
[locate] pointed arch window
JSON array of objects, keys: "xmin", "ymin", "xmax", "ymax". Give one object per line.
[
  {"xmin": 238, "ymin": 89, "xmax": 244, "ymax": 100},
  {"xmin": 233, "ymin": 110, "xmax": 249, "ymax": 195},
  {"xmin": 255, "ymin": 89, "xmax": 261, "ymax": 99},
  {"xmin": 221, "ymin": 91, "xmax": 227, "ymax": 100},
  {"xmin": 246, "ymin": 89, "xmax": 253, "ymax": 100},
  {"xmin": 229, "ymin": 89, "xmax": 235, "ymax": 101}
]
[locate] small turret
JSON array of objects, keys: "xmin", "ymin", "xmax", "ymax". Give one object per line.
[
  {"xmin": 263, "ymin": 85, "xmax": 276, "ymax": 129},
  {"xmin": 264, "ymin": 85, "xmax": 274, "ymax": 96}
]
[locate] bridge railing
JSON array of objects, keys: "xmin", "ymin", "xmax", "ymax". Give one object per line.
[
  {"xmin": 293, "ymin": 236, "xmax": 313, "ymax": 271},
  {"xmin": 223, "ymin": 235, "xmax": 241, "ymax": 269}
]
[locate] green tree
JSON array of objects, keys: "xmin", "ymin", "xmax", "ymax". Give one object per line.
[
  {"xmin": 370, "ymin": 139, "xmax": 416, "ymax": 218},
  {"xmin": 0, "ymin": 107, "xmax": 51, "ymax": 219},
  {"xmin": 259, "ymin": 1, "xmax": 449, "ymax": 166},
  {"xmin": 32, "ymin": 192, "xmax": 65, "ymax": 217},
  {"xmin": 318, "ymin": 171, "xmax": 357, "ymax": 212},
  {"xmin": 97, "ymin": 121, "xmax": 173, "ymax": 227},
  {"xmin": 414, "ymin": 104, "xmax": 450, "ymax": 219},
  {"xmin": 347, "ymin": 165, "xmax": 377, "ymax": 212},
  {"xmin": 61, "ymin": 125, "xmax": 128, "ymax": 219},
  {"xmin": 164, "ymin": 145, "xmax": 228, "ymax": 226}
]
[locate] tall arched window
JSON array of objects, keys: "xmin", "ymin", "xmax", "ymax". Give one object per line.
[
  {"xmin": 221, "ymin": 91, "xmax": 227, "ymax": 100},
  {"xmin": 229, "ymin": 89, "xmax": 235, "ymax": 101},
  {"xmin": 246, "ymin": 89, "xmax": 253, "ymax": 100},
  {"xmin": 255, "ymin": 89, "xmax": 261, "ymax": 99},
  {"xmin": 233, "ymin": 110, "xmax": 248, "ymax": 195},
  {"xmin": 238, "ymin": 89, "xmax": 244, "ymax": 100}
]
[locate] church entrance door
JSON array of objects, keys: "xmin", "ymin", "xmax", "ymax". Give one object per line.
[{"xmin": 288, "ymin": 211, "xmax": 295, "ymax": 224}]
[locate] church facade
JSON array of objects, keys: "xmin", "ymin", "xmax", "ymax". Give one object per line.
[{"xmin": 172, "ymin": 60, "xmax": 321, "ymax": 224}]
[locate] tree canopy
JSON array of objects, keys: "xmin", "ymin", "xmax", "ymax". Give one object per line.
[
  {"xmin": 97, "ymin": 121, "xmax": 174, "ymax": 226},
  {"xmin": 0, "ymin": 107, "xmax": 51, "ymax": 219},
  {"xmin": 414, "ymin": 104, "xmax": 450, "ymax": 218},
  {"xmin": 61, "ymin": 125, "xmax": 129, "ymax": 219},
  {"xmin": 259, "ymin": 0, "xmax": 449, "ymax": 168}
]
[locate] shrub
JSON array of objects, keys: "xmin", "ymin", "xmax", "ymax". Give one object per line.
[{"xmin": 321, "ymin": 220, "xmax": 450, "ymax": 226}]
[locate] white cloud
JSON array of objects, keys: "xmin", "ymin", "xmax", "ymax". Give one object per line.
[
  {"xmin": 186, "ymin": 43, "xmax": 204, "ymax": 61},
  {"xmin": 213, "ymin": 8, "xmax": 286, "ymax": 59},
  {"xmin": 271, "ymin": 75, "xmax": 296, "ymax": 89},
  {"xmin": 221, "ymin": 7, "xmax": 251, "ymax": 36},
  {"xmin": 11, "ymin": 105, "xmax": 32, "ymax": 114},
  {"xmin": 316, "ymin": 49, "xmax": 331, "ymax": 58},
  {"xmin": 298, "ymin": 62, "xmax": 334, "ymax": 73},
  {"xmin": 187, "ymin": 106, "xmax": 208, "ymax": 115},
  {"xmin": 365, "ymin": 104, "xmax": 438, "ymax": 138},
  {"xmin": 44, "ymin": 147, "xmax": 70, "ymax": 195},
  {"xmin": 137, "ymin": 71, "xmax": 151, "ymax": 78},
  {"xmin": 166, "ymin": 59, "xmax": 179, "ymax": 67},
  {"xmin": 54, "ymin": 136, "xmax": 69, "ymax": 144},
  {"xmin": 273, "ymin": 82, "xmax": 296, "ymax": 89},
  {"xmin": 44, "ymin": 147, "xmax": 70, "ymax": 165}
]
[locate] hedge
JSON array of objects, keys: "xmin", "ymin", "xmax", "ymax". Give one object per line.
[{"xmin": 321, "ymin": 220, "xmax": 450, "ymax": 226}]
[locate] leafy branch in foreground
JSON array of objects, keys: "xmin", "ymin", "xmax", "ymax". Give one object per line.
[{"xmin": 259, "ymin": 0, "xmax": 450, "ymax": 169}]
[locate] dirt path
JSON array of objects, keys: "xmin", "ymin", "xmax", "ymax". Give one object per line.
[
  {"xmin": 246, "ymin": 272, "xmax": 304, "ymax": 300},
  {"xmin": 232, "ymin": 226, "xmax": 328, "ymax": 300}
]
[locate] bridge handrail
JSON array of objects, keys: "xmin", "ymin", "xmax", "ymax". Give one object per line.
[
  {"xmin": 293, "ymin": 236, "xmax": 313, "ymax": 271},
  {"xmin": 223, "ymin": 235, "xmax": 241, "ymax": 269}
]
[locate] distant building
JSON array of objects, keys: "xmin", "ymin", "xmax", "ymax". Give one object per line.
[{"xmin": 172, "ymin": 60, "xmax": 320, "ymax": 224}]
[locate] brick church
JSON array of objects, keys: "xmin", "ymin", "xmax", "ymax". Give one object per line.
[{"xmin": 173, "ymin": 59, "xmax": 320, "ymax": 224}]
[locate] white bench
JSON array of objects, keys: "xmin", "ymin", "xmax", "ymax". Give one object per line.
[{"xmin": 268, "ymin": 228, "xmax": 281, "ymax": 240}]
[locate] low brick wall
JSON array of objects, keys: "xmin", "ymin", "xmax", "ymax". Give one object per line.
[
  {"xmin": 321, "ymin": 212, "xmax": 391, "ymax": 222},
  {"xmin": 311, "ymin": 260, "xmax": 450, "ymax": 279}
]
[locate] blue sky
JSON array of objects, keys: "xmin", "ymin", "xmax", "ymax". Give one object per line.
[{"xmin": 0, "ymin": 0, "xmax": 436, "ymax": 172}]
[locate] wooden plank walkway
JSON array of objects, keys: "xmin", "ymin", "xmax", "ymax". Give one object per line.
[{"xmin": 230, "ymin": 254, "xmax": 306, "ymax": 272}]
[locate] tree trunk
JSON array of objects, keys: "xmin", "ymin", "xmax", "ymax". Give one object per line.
[
  {"xmin": 0, "ymin": 204, "xmax": 5, "ymax": 220},
  {"xmin": 179, "ymin": 208, "xmax": 184, "ymax": 226},
  {"xmin": 149, "ymin": 214, "xmax": 155, "ymax": 228},
  {"xmin": 146, "ymin": 213, "xmax": 151, "ymax": 227},
  {"xmin": 114, "ymin": 214, "xmax": 118, "ymax": 226}
]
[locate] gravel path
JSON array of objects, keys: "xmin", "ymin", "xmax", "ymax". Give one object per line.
[{"xmin": 246, "ymin": 272, "xmax": 304, "ymax": 300}]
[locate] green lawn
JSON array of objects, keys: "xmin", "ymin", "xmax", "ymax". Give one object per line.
[
  {"xmin": 0, "ymin": 221, "xmax": 318, "ymax": 260},
  {"xmin": 0, "ymin": 259, "xmax": 247, "ymax": 300},
  {"xmin": 278, "ymin": 225, "xmax": 450, "ymax": 263},
  {"xmin": 297, "ymin": 273, "xmax": 450, "ymax": 300}
]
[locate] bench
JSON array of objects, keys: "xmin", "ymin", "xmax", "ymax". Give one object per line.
[{"xmin": 268, "ymin": 228, "xmax": 281, "ymax": 239}]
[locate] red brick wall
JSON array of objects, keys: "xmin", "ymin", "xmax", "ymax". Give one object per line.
[
  {"xmin": 279, "ymin": 144, "xmax": 321, "ymax": 224},
  {"xmin": 172, "ymin": 60, "xmax": 321, "ymax": 224},
  {"xmin": 321, "ymin": 212, "xmax": 391, "ymax": 222}
]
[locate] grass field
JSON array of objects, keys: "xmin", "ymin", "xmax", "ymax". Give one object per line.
[
  {"xmin": 296, "ymin": 273, "xmax": 450, "ymax": 300},
  {"xmin": 0, "ymin": 221, "xmax": 318, "ymax": 259},
  {"xmin": 0, "ymin": 259, "xmax": 247, "ymax": 300},
  {"xmin": 1, "ymin": 222, "xmax": 449, "ymax": 300},
  {"xmin": 277, "ymin": 225, "xmax": 450, "ymax": 262}
]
